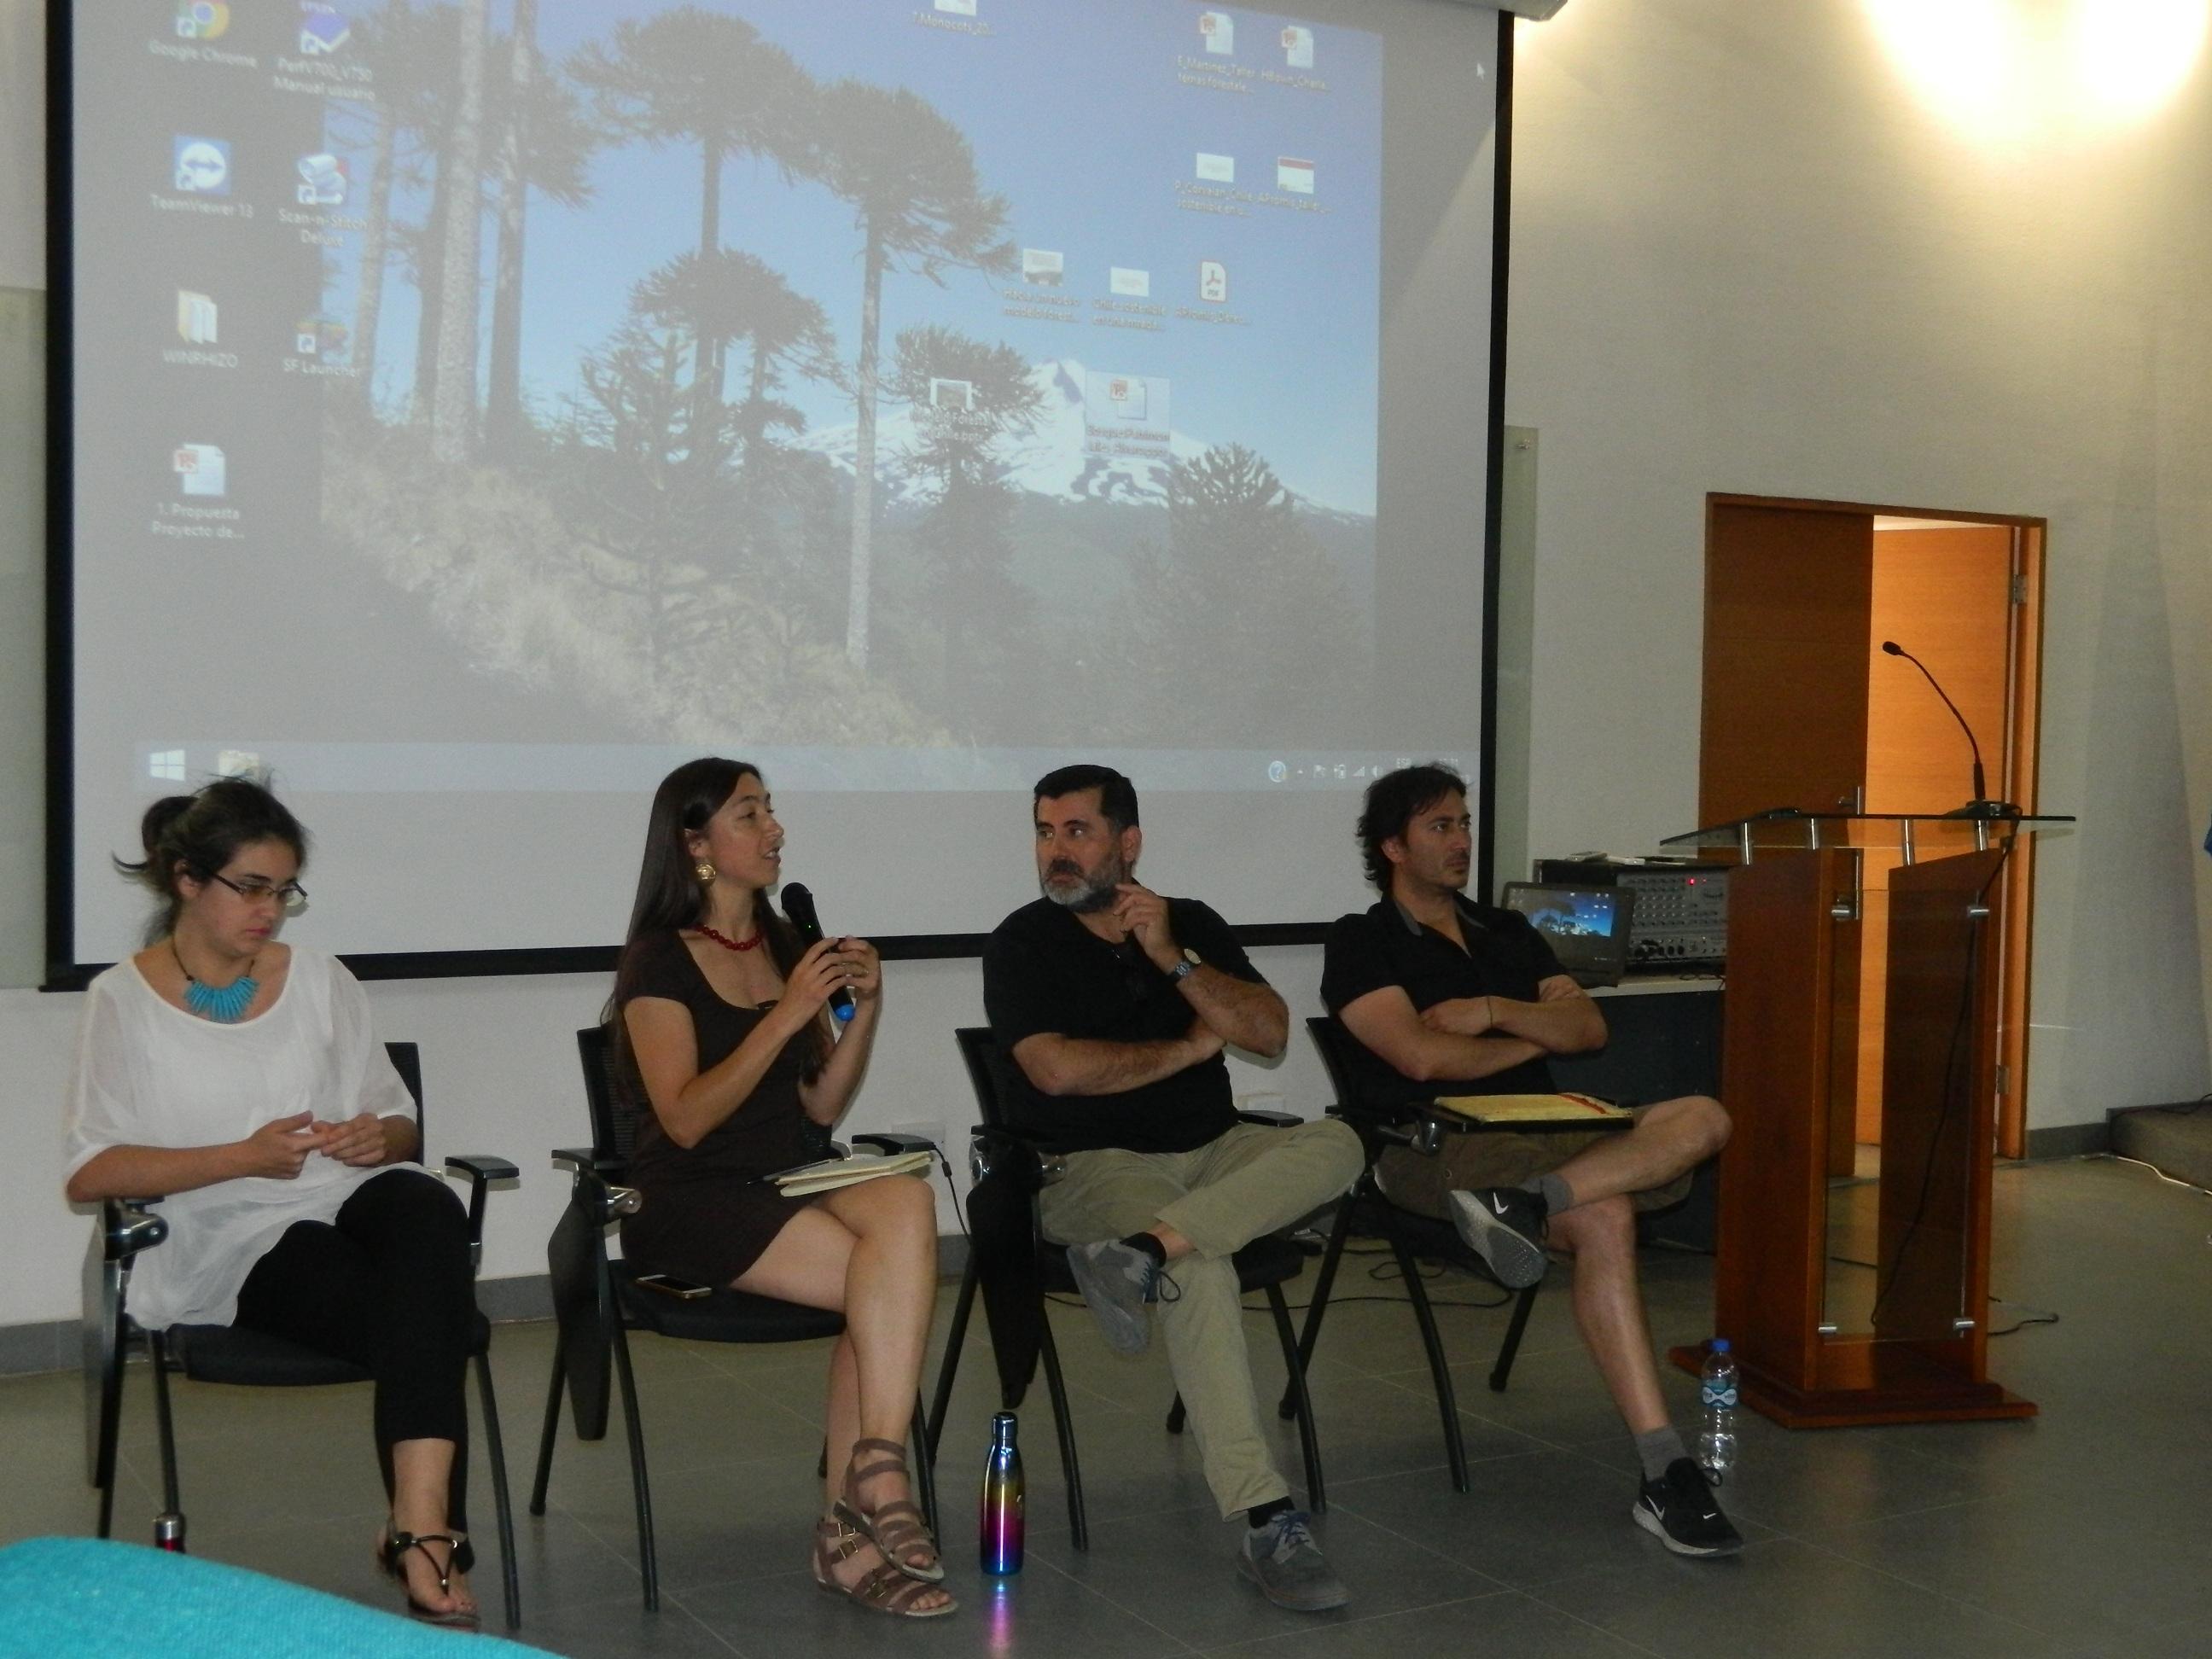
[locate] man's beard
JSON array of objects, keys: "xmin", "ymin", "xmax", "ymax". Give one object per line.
[{"xmin": 1040, "ymin": 851, "xmax": 1126, "ymax": 913}]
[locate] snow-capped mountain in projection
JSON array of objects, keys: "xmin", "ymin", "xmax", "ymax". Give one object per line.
[{"xmin": 795, "ymin": 358, "xmax": 1368, "ymax": 518}]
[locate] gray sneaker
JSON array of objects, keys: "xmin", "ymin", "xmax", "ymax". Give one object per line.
[
  {"xmin": 1064, "ymin": 1239, "xmax": 1162, "ymax": 1353},
  {"xmin": 1238, "ymin": 1510, "xmax": 1350, "ymax": 1612}
]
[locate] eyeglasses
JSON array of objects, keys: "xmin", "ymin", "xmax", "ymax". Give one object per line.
[{"xmin": 207, "ymin": 872, "xmax": 309, "ymax": 911}]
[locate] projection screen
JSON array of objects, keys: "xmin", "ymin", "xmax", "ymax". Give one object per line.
[{"xmin": 56, "ymin": 0, "xmax": 1505, "ymax": 970}]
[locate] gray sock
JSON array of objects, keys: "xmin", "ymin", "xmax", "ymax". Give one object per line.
[
  {"xmin": 1524, "ymin": 1171, "xmax": 1575, "ymax": 1215},
  {"xmin": 1635, "ymin": 1426, "xmax": 1689, "ymax": 1481}
]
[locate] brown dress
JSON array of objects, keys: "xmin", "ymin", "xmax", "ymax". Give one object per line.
[{"xmin": 615, "ymin": 930, "xmax": 821, "ymax": 1286}]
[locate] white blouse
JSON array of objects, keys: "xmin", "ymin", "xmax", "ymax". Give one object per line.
[{"xmin": 64, "ymin": 946, "xmax": 420, "ymax": 1330}]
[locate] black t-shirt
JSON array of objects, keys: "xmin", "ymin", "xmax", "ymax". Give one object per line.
[
  {"xmin": 981, "ymin": 896, "xmax": 1266, "ymax": 1154},
  {"xmin": 1320, "ymin": 896, "xmax": 1570, "ymax": 1108}
]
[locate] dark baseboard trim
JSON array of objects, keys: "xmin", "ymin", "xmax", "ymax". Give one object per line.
[
  {"xmin": 1, "ymin": 1237, "xmax": 977, "ymax": 1377},
  {"xmin": 2026, "ymin": 1121, "xmax": 2112, "ymax": 1161}
]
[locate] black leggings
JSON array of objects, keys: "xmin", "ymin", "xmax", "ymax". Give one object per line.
[{"xmin": 234, "ymin": 1169, "xmax": 477, "ymax": 1534}]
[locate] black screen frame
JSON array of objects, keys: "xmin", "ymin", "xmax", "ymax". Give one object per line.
[{"xmin": 42, "ymin": 3, "xmax": 1516, "ymax": 989}]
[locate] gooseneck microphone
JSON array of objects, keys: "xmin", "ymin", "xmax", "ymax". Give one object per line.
[
  {"xmin": 780, "ymin": 882, "xmax": 856, "ymax": 1022},
  {"xmin": 1878, "ymin": 641, "xmax": 2017, "ymax": 819}
]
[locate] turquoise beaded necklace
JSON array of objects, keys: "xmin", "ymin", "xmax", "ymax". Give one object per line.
[{"xmin": 172, "ymin": 939, "xmax": 259, "ymax": 1023}]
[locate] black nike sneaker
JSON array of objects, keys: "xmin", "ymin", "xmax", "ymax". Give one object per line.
[{"xmin": 1634, "ymin": 1457, "xmax": 1745, "ymax": 1557}]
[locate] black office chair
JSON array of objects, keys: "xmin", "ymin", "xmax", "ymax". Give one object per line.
[
  {"xmin": 925, "ymin": 1027, "xmax": 1326, "ymax": 1545},
  {"xmin": 82, "ymin": 1041, "xmax": 523, "ymax": 1630},
  {"xmin": 528, "ymin": 1025, "xmax": 941, "ymax": 1611},
  {"xmin": 1282, "ymin": 1016, "xmax": 1548, "ymax": 1493}
]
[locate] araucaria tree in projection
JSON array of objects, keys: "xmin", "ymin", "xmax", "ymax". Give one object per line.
[
  {"xmin": 557, "ymin": 319, "xmax": 742, "ymax": 688},
  {"xmin": 886, "ymin": 325, "xmax": 1045, "ymax": 736},
  {"xmin": 1121, "ymin": 444, "xmax": 1356, "ymax": 744},
  {"xmin": 430, "ymin": 0, "xmax": 488, "ymax": 463},
  {"xmin": 812, "ymin": 79, "xmax": 1017, "ymax": 674},
  {"xmin": 570, "ymin": 7, "xmax": 811, "ymax": 403}
]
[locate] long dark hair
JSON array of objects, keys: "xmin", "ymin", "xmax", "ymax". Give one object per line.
[
  {"xmin": 608, "ymin": 757, "xmax": 828, "ymax": 1082},
  {"xmin": 113, "ymin": 777, "xmax": 309, "ymax": 946}
]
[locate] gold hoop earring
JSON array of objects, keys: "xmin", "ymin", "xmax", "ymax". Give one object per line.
[{"xmin": 694, "ymin": 859, "xmax": 716, "ymax": 886}]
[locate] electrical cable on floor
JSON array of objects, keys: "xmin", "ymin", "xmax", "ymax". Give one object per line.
[
  {"xmin": 2106, "ymin": 1152, "xmax": 2212, "ymax": 1198},
  {"xmin": 1825, "ymin": 1253, "xmax": 2058, "ymax": 1336}
]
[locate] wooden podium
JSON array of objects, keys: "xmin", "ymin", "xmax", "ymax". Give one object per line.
[{"xmin": 1662, "ymin": 810, "xmax": 2069, "ymax": 1428}]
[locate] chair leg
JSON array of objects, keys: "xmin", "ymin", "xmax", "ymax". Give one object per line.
[
  {"xmin": 473, "ymin": 1351, "xmax": 522, "ymax": 1632},
  {"xmin": 926, "ymin": 1256, "xmax": 979, "ymax": 1460},
  {"xmin": 1489, "ymin": 1282, "xmax": 1540, "ymax": 1394},
  {"xmin": 1034, "ymin": 1312, "xmax": 1086, "ymax": 1551},
  {"xmin": 1391, "ymin": 1229, "xmax": 1469, "ymax": 1493},
  {"xmin": 608, "ymin": 1324, "xmax": 659, "ymax": 1612},
  {"xmin": 1165, "ymin": 1392, "xmax": 1186, "ymax": 1434},
  {"xmin": 1266, "ymin": 1284, "xmax": 1325, "ymax": 1515},
  {"xmin": 1280, "ymin": 1194, "xmax": 1357, "ymax": 1420},
  {"xmin": 528, "ymin": 1324, "xmax": 567, "ymax": 1516},
  {"xmin": 148, "ymin": 1330, "xmax": 183, "ymax": 1522},
  {"xmin": 93, "ymin": 1333, "xmax": 127, "ymax": 1540},
  {"xmin": 909, "ymin": 1389, "xmax": 938, "ymax": 1535}
]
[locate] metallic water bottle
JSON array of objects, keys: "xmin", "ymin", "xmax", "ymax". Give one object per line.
[
  {"xmin": 979, "ymin": 1411, "xmax": 1025, "ymax": 1575},
  {"xmin": 154, "ymin": 1511, "xmax": 186, "ymax": 1552}
]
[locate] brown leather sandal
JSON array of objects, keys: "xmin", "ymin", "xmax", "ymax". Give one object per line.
[
  {"xmin": 835, "ymin": 1436, "xmax": 945, "ymax": 1583},
  {"xmin": 812, "ymin": 1513, "xmax": 957, "ymax": 1619}
]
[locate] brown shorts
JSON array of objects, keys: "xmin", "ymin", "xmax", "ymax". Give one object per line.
[{"xmin": 1373, "ymin": 1107, "xmax": 1692, "ymax": 1221}]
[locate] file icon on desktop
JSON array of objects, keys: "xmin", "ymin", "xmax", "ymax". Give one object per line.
[
  {"xmin": 1199, "ymin": 11, "xmax": 1234, "ymax": 54},
  {"xmin": 1195, "ymin": 152, "xmax": 1235, "ymax": 183}
]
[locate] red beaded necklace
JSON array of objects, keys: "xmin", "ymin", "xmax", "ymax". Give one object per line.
[{"xmin": 695, "ymin": 924, "xmax": 765, "ymax": 953}]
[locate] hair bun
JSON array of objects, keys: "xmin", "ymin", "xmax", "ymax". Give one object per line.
[{"xmin": 138, "ymin": 795, "xmax": 197, "ymax": 860}]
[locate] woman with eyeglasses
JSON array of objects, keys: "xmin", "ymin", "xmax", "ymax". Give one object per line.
[
  {"xmin": 63, "ymin": 777, "xmax": 484, "ymax": 1628},
  {"xmin": 611, "ymin": 758, "xmax": 951, "ymax": 1618}
]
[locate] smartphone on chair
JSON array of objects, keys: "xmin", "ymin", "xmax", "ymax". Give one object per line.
[{"xmin": 634, "ymin": 1273, "xmax": 711, "ymax": 1299}]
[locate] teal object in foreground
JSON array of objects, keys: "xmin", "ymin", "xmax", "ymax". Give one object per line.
[{"xmin": 0, "ymin": 1538, "xmax": 543, "ymax": 1657}]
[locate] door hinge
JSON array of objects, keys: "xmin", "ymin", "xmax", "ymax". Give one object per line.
[
  {"xmin": 2010, "ymin": 573, "xmax": 2028, "ymax": 604},
  {"xmin": 1994, "ymin": 1062, "xmax": 2010, "ymax": 1096}
]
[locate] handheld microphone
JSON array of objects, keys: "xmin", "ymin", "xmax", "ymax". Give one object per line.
[
  {"xmin": 780, "ymin": 882, "xmax": 856, "ymax": 1022},
  {"xmin": 1878, "ymin": 641, "xmax": 2016, "ymax": 818}
]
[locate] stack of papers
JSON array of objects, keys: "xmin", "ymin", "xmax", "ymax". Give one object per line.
[
  {"xmin": 1429, "ymin": 1092, "xmax": 1631, "ymax": 1126},
  {"xmin": 771, "ymin": 1150, "xmax": 935, "ymax": 1196}
]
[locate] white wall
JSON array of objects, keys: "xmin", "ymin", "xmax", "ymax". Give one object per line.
[{"xmin": 1505, "ymin": 2, "xmax": 2212, "ymax": 1128}]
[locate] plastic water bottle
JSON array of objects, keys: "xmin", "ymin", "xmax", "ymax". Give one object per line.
[
  {"xmin": 1697, "ymin": 1338, "xmax": 1739, "ymax": 1481},
  {"xmin": 979, "ymin": 1411, "xmax": 1025, "ymax": 1575}
]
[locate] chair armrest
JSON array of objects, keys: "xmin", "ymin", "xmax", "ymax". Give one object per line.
[
  {"xmin": 103, "ymin": 1198, "xmax": 170, "ymax": 1263},
  {"xmin": 1235, "ymin": 1109, "xmax": 1300, "ymax": 1129},
  {"xmin": 442, "ymin": 1155, "xmax": 520, "ymax": 1267},
  {"xmin": 448, "ymin": 1154, "xmax": 519, "ymax": 1183},
  {"xmin": 551, "ymin": 1146, "xmax": 628, "ymax": 1179},
  {"xmin": 850, "ymin": 1132, "xmax": 940, "ymax": 1156}
]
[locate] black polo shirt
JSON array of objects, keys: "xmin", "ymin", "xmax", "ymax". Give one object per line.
[
  {"xmin": 1320, "ymin": 895, "xmax": 1570, "ymax": 1108},
  {"xmin": 981, "ymin": 896, "xmax": 1263, "ymax": 1154}
]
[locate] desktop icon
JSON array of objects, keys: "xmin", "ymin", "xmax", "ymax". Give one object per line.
[
  {"xmin": 176, "ymin": 290, "xmax": 218, "ymax": 345},
  {"xmin": 299, "ymin": 5, "xmax": 350, "ymax": 53},
  {"xmin": 1282, "ymin": 26, "xmax": 1314, "ymax": 67},
  {"xmin": 294, "ymin": 314, "xmax": 350, "ymax": 358},
  {"xmin": 1085, "ymin": 370, "xmax": 1167, "ymax": 428},
  {"xmin": 147, "ymin": 749, "xmax": 188, "ymax": 783},
  {"xmin": 1195, "ymin": 152, "xmax": 1235, "ymax": 183},
  {"xmin": 1199, "ymin": 10, "xmax": 1234, "ymax": 54},
  {"xmin": 935, "ymin": 0, "xmax": 977, "ymax": 14},
  {"xmin": 172, "ymin": 137, "xmax": 230, "ymax": 195},
  {"xmin": 1267, "ymin": 760, "xmax": 1288, "ymax": 783},
  {"xmin": 928, "ymin": 377, "xmax": 975, "ymax": 411},
  {"xmin": 296, "ymin": 153, "xmax": 348, "ymax": 207},
  {"xmin": 1198, "ymin": 261, "xmax": 1227, "ymax": 303},
  {"xmin": 176, "ymin": 2, "xmax": 230, "ymax": 39},
  {"xmin": 1022, "ymin": 247, "xmax": 1064, "ymax": 286},
  {"xmin": 1277, "ymin": 157, "xmax": 1314, "ymax": 195},
  {"xmin": 172, "ymin": 443, "xmax": 226, "ymax": 497},
  {"xmin": 1109, "ymin": 266, "xmax": 1150, "ymax": 299}
]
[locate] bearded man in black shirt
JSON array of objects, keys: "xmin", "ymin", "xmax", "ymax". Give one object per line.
[
  {"xmin": 983, "ymin": 765, "xmax": 1364, "ymax": 1612},
  {"xmin": 1321, "ymin": 764, "xmax": 1740, "ymax": 1558}
]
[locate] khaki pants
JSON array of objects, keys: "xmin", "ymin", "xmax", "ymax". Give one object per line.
[{"xmin": 1039, "ymin": 1118, "xmax": 1364, "ymax": 1518}]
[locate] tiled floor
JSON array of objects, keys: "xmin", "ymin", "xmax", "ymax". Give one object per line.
[{"xmin": 6, "ymin": 1155, "xmax": 2208, "ymax": 1657}]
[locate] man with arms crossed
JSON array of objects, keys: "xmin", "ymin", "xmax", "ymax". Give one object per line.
[
  {"xmin": 1321, "ymin": 764, "xmax": 1740, "ymax": 1557},
  {"xmin": 983, "ymin": 765, "xmax": 1365, "ymax": 1610}
]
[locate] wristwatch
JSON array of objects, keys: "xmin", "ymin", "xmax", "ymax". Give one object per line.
[{"xmin": 1167, "ymin": 947, "xmax": 1202, "ymax": 984}]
